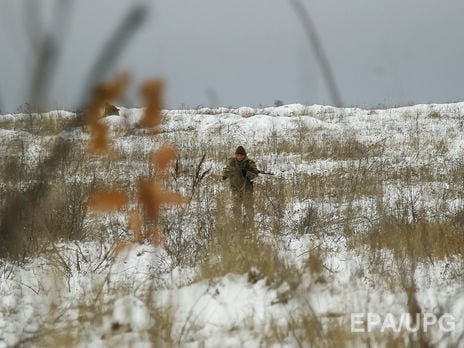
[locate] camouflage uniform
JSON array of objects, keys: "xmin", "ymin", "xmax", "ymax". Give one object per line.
[{"xmin": 222, "ymin": 146, "xmax": 259, "ymax": 228}]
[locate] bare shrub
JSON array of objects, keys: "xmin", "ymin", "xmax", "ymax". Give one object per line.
[{"xmin": 255, "ymin": 177, "xmax": 287, "ymax": 235}]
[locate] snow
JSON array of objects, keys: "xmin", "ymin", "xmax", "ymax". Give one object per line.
[{"xmin": 1, "ymin": 102, "xmax": 464, "ymax": 347}]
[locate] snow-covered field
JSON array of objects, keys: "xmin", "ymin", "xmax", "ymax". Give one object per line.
[{"xmin": 1, "ymin": 103, "xmax": 464, "ymax": 347}]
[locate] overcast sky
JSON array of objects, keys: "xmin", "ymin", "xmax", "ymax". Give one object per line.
[{"xmin": 0, "ymin": 0, "xmax": 463, "ymax": 112}]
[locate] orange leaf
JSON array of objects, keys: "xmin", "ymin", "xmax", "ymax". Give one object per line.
[
  {"xmin": 137, "ymin": 181, "xmax": 184, "ymax": 218},
  {"xmin": 88, "ymin": 122, "xmax": 110, "ymax": 153},
  {"xmin": 150, "ymin": 229, "xmax": 165, "ymax": 246},
  {"xmin": 152, "ymin": 144, "xmax": 177, "ymax": 171},
  {"xmin": 88, "ymin": 191, "xmax": 128, "ymax": 213},
  {"xmin": 128, "ymin": 212, "xmax": 143, "ymax": 243},
  {"xmin": 160, "ymin": 191, "xmax": 185, "ymax": 205},
  {"xmin": 138, "ymin": 181, "xmax": 162, "ymax": 218},
  {"xmin": 140, "ymin": 79, "xmax": 163, "ymax": 128},
  {"xmin": 85, "ymin": 73, "xmax": 130, "ymax": 152},
  {"xmin": 86, "ymin": 102, "xmax": 104, "ymax": 127},
  {"xmin": 93, "ymin": 73, "xmax": 130, "ymax": 102}
]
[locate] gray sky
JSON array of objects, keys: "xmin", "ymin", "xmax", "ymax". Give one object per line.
[{"xmin": 0, "ymin": 0, "xmax": 463, "ymax": 112}]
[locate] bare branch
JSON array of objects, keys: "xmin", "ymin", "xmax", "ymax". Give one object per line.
[
  {"xmin": 79, "ymin": 4, "xmax": 149, "ymax": 107},
  {"xmin": 27, "ymin": 0, "xmax": 73, "ymax": 111},
  {"xmin": 290, "ymin": 0, "xmax": 343, "ymax": 107}
]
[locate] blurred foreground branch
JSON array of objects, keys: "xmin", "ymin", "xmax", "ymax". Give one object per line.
[
  {"xmin": 27, "ymin": 0, "xmax": 73, "ymax": 110},
  {"xmin": 290, "ymin": 0, "xmax": 343, "ymax": 107},
  {"xmin": 79, "ymin": 4, "xmax": 148, "ymax": 107},
  {"xmin": 0, "ymin": 2, "xmax": 149, "ymax": 260}
]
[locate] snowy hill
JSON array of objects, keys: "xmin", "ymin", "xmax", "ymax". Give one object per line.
[{"xmin": 1, "ymin": 103, "xmax": 464, "ymax": 347}]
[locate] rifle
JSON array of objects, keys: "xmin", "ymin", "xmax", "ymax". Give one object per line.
[
  {"xmin": 222, "ymin": 168, "xmax": 275, "ymax": 180},
  {"xmin": 250, "ymin": 169, "xmax": 275, "ymax": 176}
]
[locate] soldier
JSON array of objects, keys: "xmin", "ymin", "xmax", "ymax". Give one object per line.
[{"xmin": 222, "ymin": 146, "xmax": 259, "ymax": 229}]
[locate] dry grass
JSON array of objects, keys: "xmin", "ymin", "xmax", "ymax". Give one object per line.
[
  {"xmin": 1, "ymin": 102, "xmax": 464, "ymax": 346},
  {"xmin": 199, "ymin": 222, "xmax": 299, "ymax": 288},
  {"xmin": 363, "ymin": 219, "xmax": 463, "ymax": 262}
]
